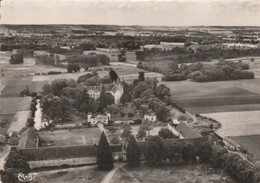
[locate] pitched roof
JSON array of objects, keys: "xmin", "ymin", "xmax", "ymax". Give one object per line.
[
  {"xmin": 103, "ymin": 84, "xmax": 114, "ymax": 92},
  {"xmin": 175, "ymin": 122, "xmax": 201, "ymax": 138},
  {"xmin": 17, "ymin": 127, "xmax": 38, "ymax": 149}
]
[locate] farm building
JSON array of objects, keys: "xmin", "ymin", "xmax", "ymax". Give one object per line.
[
  {"xmin": 144, "ymin": 112, "xmax": 157, "ymax": 123},
  {"xmin": 175, "ymin": 122, "xmax": 202, "ymax": 139}
]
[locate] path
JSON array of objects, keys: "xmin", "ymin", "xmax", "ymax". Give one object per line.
[{"xmin": 100, "ymin": 164, "xmax": 121, "ymax": 183}]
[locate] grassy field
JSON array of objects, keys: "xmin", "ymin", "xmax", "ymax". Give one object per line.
[
  {"xmin": 112, "ymin": 164, "xmax": 236, "ymax": 183},
  {"xmin": 231, "ymin": 135, "xmax": 260, "ymax": 164},
  {"xmin": 38, "ymin": 128, "xmax": 101, "ymax": 147},
  {"xmin": 31, "ymin": 166, "xmax": 108, "ymax": 183},
  {"xmin": 201, "ymin": 111, "xmax": 260, "ymax": 137}
]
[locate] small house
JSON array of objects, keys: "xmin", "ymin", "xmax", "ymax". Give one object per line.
[
  {"xmin": 87, "ymin": 113, "xmax": 111, "ymax": 126},
  {"xmin": 144, "ymin": 112, "xmax": 157, "ymax": 123}
]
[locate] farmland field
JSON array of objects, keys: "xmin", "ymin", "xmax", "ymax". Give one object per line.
[
  {"xmin": 161, "ymin": 78, "xmax": 260, "ymax": 114},
  {"xmin": 112, "ymin": 164, "xmax": 236, "ymax": 183},
  {"xmin": 0, "ymin": 97, "xmax": 32, "ymax": 114},
  {"xmin": 38, "ymin": 128, "xmax": 102, "ymax": 147},
  {"xmin": 201, "ymin": 111, "xmax": 260, "ymax": 137},
  {"xmin": 231, "ymin": 135, "xmax": 260, "ymax": 164},
  {"xmin": 0, "ymin": 76, "xmax": 33, "ymax": 97}
]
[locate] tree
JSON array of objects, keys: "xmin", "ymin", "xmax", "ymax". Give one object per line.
[
  {"xmin": 2, "ymin": 147, "xmax": 30, "ymax": 183},
  {"xmin": 182, "ymin": 143, "xmax": 197, "ymax": 163},
  {"xmin": 50, "ymin": 79, "xmax": 68, "ymax": 96},
  {"xmin": 136, "ymin": 127, "xmax": 146, "ymax": 141},
  {"xmin": 97, "ymin": 132, "xmax": 113, "ymax": 170},
  {"xmin": 158, "ymin": 128, "xmax": 176, "ymax": 139},
  {"xmin": 126, "ymin": 135, "xmax": 140, "ymax": 167},
  {"xmin": 108, "ymin": 70, "xmax": 119, "ymax": 82},
  {"xmin": 138, "ymin": 72, "xmax": 145, "ymax": 82},
  {"xmin": 41, "ymin": 94, "xmax": 63, "ymax": 121},
  {"xmin": 197, "ymin": 142, "xmax": 212, "ymax": 163},
  {"xmin": 97, "ymin": 90, "xmax": 115, "ymax": 113},
  {"xmin": 121, "ymin": 124, "xmax": 132, "ymax": 140},
  {"xmin": 67, "ymin": 63, "xmax": 80, "ymax": 73},
  {"xmin": 26, "ymin": 117, "xmax": 35, "ymax": 127},
  {"xmin": 132, "ymin": 82, "xmax": 150, "ymax": 98},
  {"xmin": 155, "ymin": 84, "xmax": 171, "ymax": 102},
  {"xmin": 145, "ymin": 136, "xmax": 164, "ymax": 166}
]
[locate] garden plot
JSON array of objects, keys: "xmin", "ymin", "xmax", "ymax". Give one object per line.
[{"xmin": 38, "ymin": 128, "xmax": 102, "ymax": 147}]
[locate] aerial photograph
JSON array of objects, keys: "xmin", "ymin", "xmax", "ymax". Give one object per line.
[{"xmin": 0, "ymin": 0, "xmax": 259, "ymax": 182}]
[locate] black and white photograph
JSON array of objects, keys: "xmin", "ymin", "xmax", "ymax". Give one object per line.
[{"xmin": 0, "ymin": 0, "xmax": 260, "ymax": 182}]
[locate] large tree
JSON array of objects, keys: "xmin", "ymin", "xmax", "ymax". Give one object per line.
[
  {"xmin": 109, "ymin": 70, "xmax": 119, "ymax": 82},
  {"xmin": 121, "ymin": 124, "xmax": 132, "ymax": 140},
  {"xmin": 158, "ymin": 128, "xmax": 176, "ymax": 139},
  {"xmin": 145, "ymin": 136, "xmax": 164, "ymax": 166},
  {"xmin": 126, "ymin": 135, "xmax": 140, "ymax": 167},
  {"xmin": 97, "ymin": 90, "xmax": 114, "ymax": 112},
  {"xmin": 1, "ymin": 147, "xmax": 30, "ymax": 183},
  {"xmin": 97, "ymin": 132, "xmax": 113, "ymax": 170}
]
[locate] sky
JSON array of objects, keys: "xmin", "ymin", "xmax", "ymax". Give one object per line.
[{"xmin": 1, "ymin": 0, "xmax": 260, "ymax": 26}]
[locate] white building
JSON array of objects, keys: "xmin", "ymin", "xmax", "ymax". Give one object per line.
[
  {"xmin": 144, "ymin": 112, "xmax": 157, "ymax": 123},
  {"xmin": 87, "ymin": 113, "xmax": 111, "ymax": 126}
]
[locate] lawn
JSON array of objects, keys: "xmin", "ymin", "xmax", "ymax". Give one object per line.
[
  {"xmin": 201, "ymin": 111, "xmax": 260, "ymax": 137},
  {"xmin": 38, "ymin": 128, "xmax": 102, "ymax": 147},
  {"xmin": 31, "ymin": 166, "xmax": 108, "ymax": 183},
  {"xmin": 231, "ymin": 135, "xmax": 260, "ymax": 164},
  {"xmin": 112, "ymin": 164, "xmax": 236, "ymax": 183}
]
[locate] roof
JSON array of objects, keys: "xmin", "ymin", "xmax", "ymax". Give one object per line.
[
  {"xmin": 175, "ymin": 122, "xmax": 201, "ymax": 139},
  {"xmin": 17, "ymin": 127, "xmax": 38, "ymax": 149},
  {"xmin": 103, "ymin": 84, "xmax": 114, "ymax": 92}
]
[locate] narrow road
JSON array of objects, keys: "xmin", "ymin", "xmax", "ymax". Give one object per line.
[{"xmin": 100, "ymin": 164, "xmax": 121, "ymax": 183}]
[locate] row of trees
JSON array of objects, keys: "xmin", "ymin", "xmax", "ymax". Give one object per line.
[
  {"xmin": 9, "ymin": 54, "xmax": 23, "ymax": 64},
  {"xmin": 135, "ymin": 46, "xmax": 260, "ymax": 64},
  {"xmin": 66, "ymin": 53, "xmax": 110, "ymax": 67},
  {"xmin": 212, "ymin": 145, "xmax": 258, "ymax": 183}
]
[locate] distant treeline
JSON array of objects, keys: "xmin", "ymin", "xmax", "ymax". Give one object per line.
[
  {"xmin": 35, "ymin": 53, "xmax": 110, "ymax": 69},
  {"xmin": 138, "ymin": 61, "xmax": 255, "ymax": 82},
  {"xmin": 66, "ymin": 54, "xmax": 110, "ymax": 66},
  {"xmin": 136, "ymin": 47, "xmax": 260, "ymax": 64}
]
